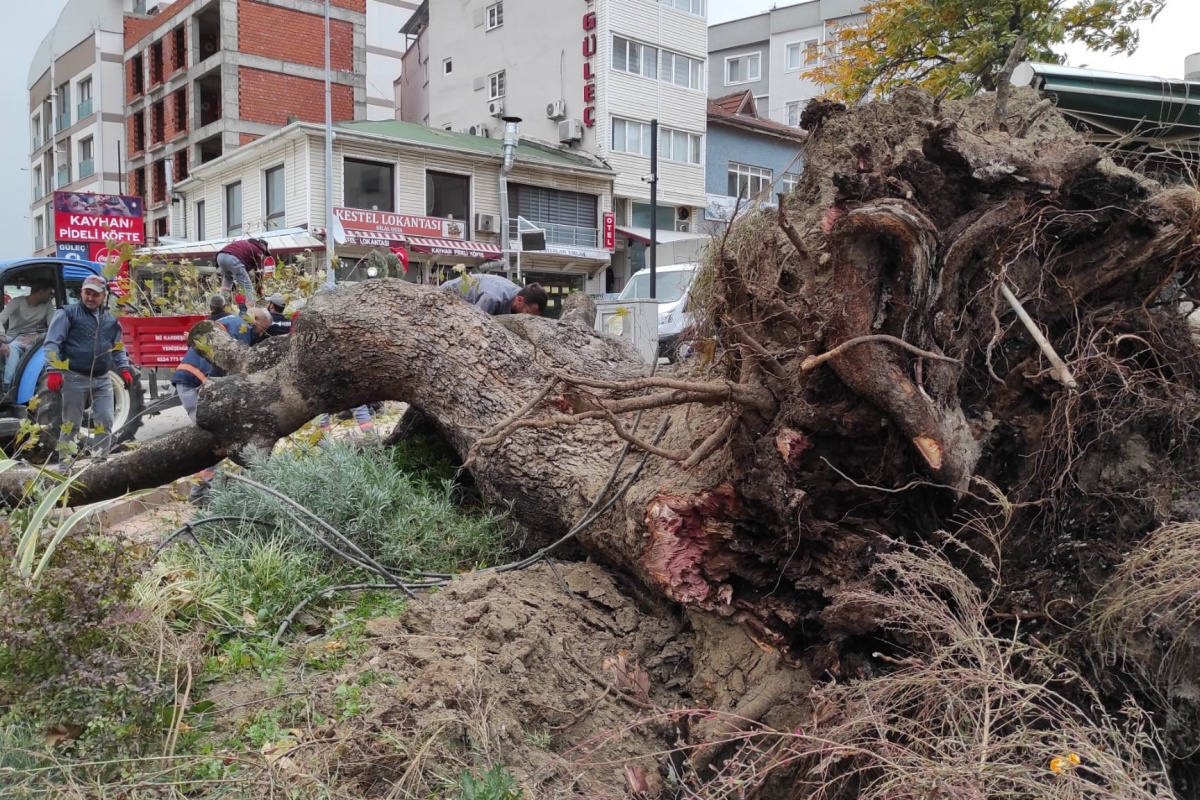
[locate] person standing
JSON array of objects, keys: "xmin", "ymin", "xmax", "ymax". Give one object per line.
[
  {"xmin": 43, "ymin": 275, "xmax": 133, "ymax": 457},
  {"xmin": 440, "ymin": 273, "xmax": 546, "ymax": 316},
  {"xmin": 265, "ymin": 293, "xmax": 292, "ymax": 336},
  {"xmin": 0, "ymin": 280, "xmax": 56, "ymax": 387},
  {"xmin": 216, "ymin": 238, "xmax": 270, "ymax": 303}
]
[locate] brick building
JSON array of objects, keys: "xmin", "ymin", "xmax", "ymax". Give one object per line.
[{"xmin": 123, "ymin": 0, "xmax": 368, "ymax": 242}]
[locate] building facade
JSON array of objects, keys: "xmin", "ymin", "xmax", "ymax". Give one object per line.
[
  {"xmin": 365, "ymin": 0, "xmax": 417, "ymax": 120},
  {"xmin": 702, "ymin": 91, "xmax": 805, "ymax": 231},
  {"xmin": 399, "ymin": 0, "xmax": 710, "ymax": 288},
  {"xmin": 708, "ymin": 0, "xmax": 864, "ymax": 128},
  {"xmin": 28, "ymin": 0, "xmax": 137, "ymax": 255},
  {"xmin": 167, "ymin": 119, "xmax": 616, "ymax": 305},
  {"xmin": 123, "ymin": 0, "xmax": 369, "ymax": 244}
]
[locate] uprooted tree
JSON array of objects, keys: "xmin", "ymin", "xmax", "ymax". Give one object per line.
[{"xmin": 12, "ymin": 87, "xmax": 1200, "ymax": 769}]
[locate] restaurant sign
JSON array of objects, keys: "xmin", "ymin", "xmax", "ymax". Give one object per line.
[{"xmin": 334, "ymin": 207, "xmax": 466, "ymax": 245}]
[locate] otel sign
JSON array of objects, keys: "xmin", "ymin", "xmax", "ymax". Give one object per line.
[{"xmin": 582, "ymin": 9, "xmax": 597, "ymax": 128}]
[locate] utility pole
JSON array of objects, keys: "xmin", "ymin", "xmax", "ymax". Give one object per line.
[
  {"xmin": 323, "ymin": 0, "xmax": 336, "ymax": 288},
  {"xmin": 649, "ymin": 118, "xmax": 659, "ymax": 299}
]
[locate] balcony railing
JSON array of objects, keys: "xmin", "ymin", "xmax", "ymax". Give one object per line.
[
  {"xmin": 56, "ymin": 167, "xmax": 70, "ymax": 188},
  {"xmin": 31, "ymin": 135, "xmax": 40, "ymax": 151},
  {"xmin": 508, "ymin": 219, "xmax": 600, "ymax": 249},
  {"xmin": 79, "ymin": 159, "xmax": 95, "ymax": 178},
  {"xmin": 56, "ymin": 113, "xmax": 70, "ymax": 132},
  {"xmin": 34, "ymin": 235, "xmax": 44, "ymax": 251},
  {"xmin": 33, "ymin": 184, "xmax": 43, "ymax": 200},
  {"xmin": 77, "ymin": 99, "xmax": 93, "ymax": 119}
]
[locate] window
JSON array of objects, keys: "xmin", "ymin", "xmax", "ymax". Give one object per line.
[
  {"xmin": 659, "ymin": 128, "xmax": 702, "ymax": 164},
  {"xmin": 725, "ymin": 53, "xmax": 760, "ymax": 85},
  {"xmin": 195, "ymin": 200, "xmax": 206, "ymax": 240},
  {"xmin": 786, "ymin": 39, "xmax": 820, "ymax": 70},
  {"xmin": 443, "ymin": 57, "xmax": 452, "ymax": 75},
  {"xmin": 507, "ymin": 183, "xmax": 600, "ymax": 246},
  {"xmin": 34, "ymin": 216, "xmax": 44, "ymax": 251},
  {"xmin": 130, "ymin": 54, "xmax": 145, "ymax": 95},
  {"xmin": 727, "ymin": 162, "xmax": 772, "ymax": 199},
  {"xmin": 31, "ymin": 115, "xmax": 40, "ymax": 150},
  {"xmin": 660, "ymin": 0, "xmax": 704, "ymax": 14},
  {"xmin": 32, "ymin": 166, "xmax": 42, "ymax": 200},
  {"xmin": 173, "ymin": 25, "xmax": 186, "ymax": 70},
  {"xmin": 344, "ymin": 158, "xmax": 394, "ymax": 211},
  {"xmin": 55, "ymin": 82, "xmax": 71, "ymax": 131},
  {"xmin": 150, "ymin": 39, "xmax": 164, "ymax": 84},
  {"xmin": 488, "ymin": 70, "xmax": 506, "ymax": 100},
  {"xmin": 426, "ymin": 171, "xmax": 470, "ymax": 222},
  {"xmin": 132, "ymin": 113, "xmax": 146, "ymax": 152},
  {"xmin": 78, "ymin": 137, "xmax": 94, "ymax": 178},
  {"xmin": 77, "ymin": 77, "xmax": 93, "ymax": 119},
  {"xmin": 56, "ymin": 140, "xmax": 71, "ymax": 188},
  {"xmin": 485, "ymin": 2, "xmax": 503, "ymax": 30},
  {"xmin": 612, "ymin": 36, "xmax": 658, "ymax": 81},
  {"xmin": 264, "ymin": 165, "xmax": 285, "ymax": 229},
  {"xmin": 611, "ymin": 117, "xmax": 651, "ymax": 156},
  {"xmin": 659, "ymin": 50, "xmax": 704, "ymax": 90},
  {"xmin": 786, "ymin": 101, "xmax": 804, "ymax": 127},
  {"xmin": 225, "ymin": 181, "xmax": 242, "ymax": 236},
  {"xmin": 781, "ymin": 173, "xmax": 800, "ymax": 194}
]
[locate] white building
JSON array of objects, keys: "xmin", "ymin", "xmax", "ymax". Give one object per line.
[
  {"xmin": 27, "ymin": 0, "xmax": 136, "ymax": 255},
  {"xmin": 165, "ymin": 119, "xmax": 616, "ymax": 306},
  {"xmin": 399, "ymin": 0, "xmax": 710, "ymax": 287},
  {"xmin": 708, "ymin": 0, "xmax": 864, "ymax": 128}
]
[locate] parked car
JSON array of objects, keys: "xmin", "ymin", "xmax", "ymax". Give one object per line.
[{"xmin": 617, "ymin": 262, "xmax": 698, "ymax": 361}]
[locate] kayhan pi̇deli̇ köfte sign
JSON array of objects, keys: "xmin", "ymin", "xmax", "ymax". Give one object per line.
[{"xmin": 53, "ymin": 192, "xmax": 144, "ymax": 244}]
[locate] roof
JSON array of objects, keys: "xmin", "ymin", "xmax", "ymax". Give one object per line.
[
  {"xmin": 1012, "ymin": 61, "xmax": 1200, "ymax": 162},
  {"xmin": 336, "ymin": 120, "xmax": 613, "ymax": 173},
  {"xmin": 136, "ymin": 229, "xmax": 326, "ymax": 261},
  {"xmin": 707, "ymin": 91, "xmax": 808, "ymax": 143}
]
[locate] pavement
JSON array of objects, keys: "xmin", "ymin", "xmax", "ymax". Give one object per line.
[{"xmin": 136, "ymin": 404, "xmax": 191, "ymax": 441}]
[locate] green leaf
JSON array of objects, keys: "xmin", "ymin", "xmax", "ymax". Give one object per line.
[
  {"xmin": 30, "ymin": 490, "xmax": 154, "ymax": 583},
  {"xmin": 48, "ymin": 356, "xmax": 70, "ymax": 371}
]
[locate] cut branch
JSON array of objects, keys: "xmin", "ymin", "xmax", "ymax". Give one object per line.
[{"xmin": 801, "ymin": 335, "xmax": 960, "ymax": 372}]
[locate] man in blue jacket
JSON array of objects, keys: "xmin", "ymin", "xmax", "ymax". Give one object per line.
[
  {"xmin": 171, "ymin": 307, "xmax": 272, "ymax": 502},
  {"xmin": 43, "ymin": 274, "xmax": 134, "ymax": 457}
]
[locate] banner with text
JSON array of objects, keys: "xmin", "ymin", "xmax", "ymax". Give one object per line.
[
  {"xmin": 334, "ymin": 207, "xmax": 466, "ymax": 246},
  {"xmin": 53, "ymin": 192, "xmax": 144, "ymax": 245}
]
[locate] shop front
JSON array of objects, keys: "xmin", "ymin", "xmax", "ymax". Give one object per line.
[{"xmin": 333, "ymin": 207, "xmax": 502, "ymax": 285}]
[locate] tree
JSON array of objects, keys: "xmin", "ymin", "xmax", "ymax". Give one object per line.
[
  {"xmin": 6, "ymin": 88, "xmax": 1200, "ymax": 760},
  {"xmin": 812, "ymin": 0, "xmax": 1165, "ymax": 102}
]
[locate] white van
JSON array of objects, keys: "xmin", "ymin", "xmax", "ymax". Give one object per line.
[{"xmin": 618, "ymin": 262, "xmax": 698, "ymax": 360}]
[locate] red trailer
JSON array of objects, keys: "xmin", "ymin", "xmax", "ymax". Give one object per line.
[{"xmin": 119, "ymin": 314, "xmax": 207, "ymax": 403}]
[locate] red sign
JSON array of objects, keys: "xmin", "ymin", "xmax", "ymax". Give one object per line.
[
  {"xmin": 603, "ymin": 212, "xmax": 616, "ymax": 250},
  {"xmin": 262, "ymin": 256, "xmax": 277, "ymax": 276},
  {"xmin": 582, "ymin": 12, "xmax": 597, "ymax": 128},
  {"xmin": 334, "ymin": 207, "xmax": 466, "ymax": 243},
  {"xmin": 54, "ymin": 191, "xmax": 144, "ymax": 245}
]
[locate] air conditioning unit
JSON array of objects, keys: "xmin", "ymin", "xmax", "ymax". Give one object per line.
[
  {"xmin": 474, "ymin": 213, "xmax": 498, "ymax": 233},
  {"xmin": 487, "ymin": 100, "xmax": 504, "ymax": 117},
  {"xmin": 558, "ymin": 118, "xmax": 583, "ymax": 144},
  {"xmin": 675, "ymin": 220, "xmax": 690, "ymax": 233},
  {"xmin": 546, "ymin": 99, "xmax": 567, "ymax": 120},
  {"xmin": 467, "ymin": 123, "xmax": 490, "ymax": 137},
  {"xmin": 677, "ymin": 207, "xmax": 692, "ymax": 221}
]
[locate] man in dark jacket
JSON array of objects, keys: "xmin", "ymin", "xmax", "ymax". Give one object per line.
[
  {"xmin": 172, "ymin": 307, "xmax": 272, "ymax": 502},
  {"xmin": 265, "ymin": 293, "xmax": 292, "ymax": 336},
  {"xmin": 216, "ymin": 238, "xmax": 270, "ymax": 303},
  {"xmin": 207, "ymin": 294, "xmax": 228, "ymax": 320},
  {"xmin": 43, "ymin": 274, "xmax": 133, "ymax": 457}
]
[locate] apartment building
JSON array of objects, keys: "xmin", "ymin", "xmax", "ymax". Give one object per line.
[
  {"xmin": 165, "ymin": 119, "xmax": 616, "ymax": 305},
  {"xmin": 123, "ymin": 0, "xmax": 369, "ymax": 244},
  {"xmin": 365, "ymin": 1, "xmax": 417, "ymax": 120},
  {"xmin": 399, "ymin": 0, "xmax": 710, "ymax": 287},
  {"xmin": 28, "ymin": 0, "xmax": 137, "ymax": 255},
  {"xmin": 708, "ymin": 0, "xmax": 864, "ymax": 128}
]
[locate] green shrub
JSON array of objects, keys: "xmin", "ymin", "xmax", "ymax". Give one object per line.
[
  {"xmin": 205, "ymin": 440, "xmax": 512, "ymax": 574},
  {"xmin": 454, "ymin": 765, "xmax": 525, "ymax": 800},
  {"xmin": 0, "ymin": 534, "xmax": 166, "ymax": 754}
]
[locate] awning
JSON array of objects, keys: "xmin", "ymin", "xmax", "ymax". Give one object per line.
[
  {"xmin": 341, "ymin": 229, "xmax": 401, "ymax": 248},
  {"xmin": 136, "ymin": 228, "xmax": 326, "ymax": 260},
  {"xmin": 615, "ymin": 226, "xmax": 710, "ymax": 245},
  {"xmin": 406, "ymin": 237, "xmax": 502, "ymax": 259}
]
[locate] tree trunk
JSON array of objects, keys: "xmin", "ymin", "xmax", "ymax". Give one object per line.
[{"xmin": 10, "ymin": 87, "xmax": 1200, "ymax": 708}]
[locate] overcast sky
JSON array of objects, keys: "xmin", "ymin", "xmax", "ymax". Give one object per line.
[{"xmin": 1, "ymin": 0, "xmax": 1196, "ymax": 256}]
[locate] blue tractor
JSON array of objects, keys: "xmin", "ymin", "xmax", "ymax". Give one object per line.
[{"xmin": 0, "ymin": 258, "xmax": 145, "ymax": 454}]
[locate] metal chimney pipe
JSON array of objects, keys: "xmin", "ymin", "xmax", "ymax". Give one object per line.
[{"xmin": 499, "ymin": 116, "xmax": 521, "ymax": 277}]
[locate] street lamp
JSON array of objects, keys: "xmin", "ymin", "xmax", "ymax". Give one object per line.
[{"xmin": 323, "ymin": 0, "xmax": 336, "ymax": 289}]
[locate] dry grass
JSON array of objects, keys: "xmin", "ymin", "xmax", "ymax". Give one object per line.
[{"xmin": 1090, "ymin": 521, "xmax": 1200, "ymax": 688}]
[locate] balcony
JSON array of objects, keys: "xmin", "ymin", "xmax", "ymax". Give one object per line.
[
  {"xmin": 56, "ymin": 113, "xmax": 70, "ymax": 132},
  {"xmin": 56, "ymin": 167, "xmax": 70, "ymax": 188},
  {"xmin": 77, "ymin": 100, "xmax": 93, "ymax": 119},
  {"xmin": 34, "ymin": 235, "xmax": 44, "ymax": 251},
  {"xmin": 509, "ymin": 219, "xmax": 600, "ymax": 249},
  {"xmin": 33, "ymin": 184, "xmax": 43, "ymax": 200},
  {"xmin": 31, "ymin": 135, "xmax": 40, "ymax": 151},
  {"xmin": 79, "ymin": 159, "xmax": 95, "ymax": 179}
]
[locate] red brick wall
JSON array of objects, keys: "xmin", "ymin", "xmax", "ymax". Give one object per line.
[
  {"xmin": 125, "ymin": 0, "xmax": 194, "ymax": 49},
  {"xmin": 238, "ymin": 67, "xmax": 354, "ymax": 125},
  {"xmin": 240, "ymin": 133, "xmax": 261, "ymax": 146},
  {"xmin": 168, "ymin": 88, "xmax": 188, "ymax": 139},
  {"xmin": 126, "ymin": 55, "xmax": 143, "ymax": 101},
  {"xmin": 331, "ymin": 0, "xmax": 366, "ymax": 11},
  {"xmin": 127, "ymin": 113, "xmax": 144, "ymax": 155},
  {"xmin": 238, "ymin": 1, "xmax": 354, "ymax": 71}
]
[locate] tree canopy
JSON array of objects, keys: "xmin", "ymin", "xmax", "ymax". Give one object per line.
[{"xmin": 811, "ymin": 0, "xmax": 1166, "ymax": 102}]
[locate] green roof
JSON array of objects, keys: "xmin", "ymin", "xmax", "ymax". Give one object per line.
[{"xmin": 336, "ymin": 120, "xmax": 611, "ymax": 173}]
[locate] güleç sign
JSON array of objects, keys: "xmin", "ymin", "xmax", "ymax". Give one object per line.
[
  {"xmin": 582, "ymin": 9, "xmax": 596, "ymax": 128},
  {"xmin": 53, "ymin": 191, "xmax": 144, "ymax": 244},
  {"xmin": 335, "ymin": 207, "xmax": 466, "ymax": 244}
]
